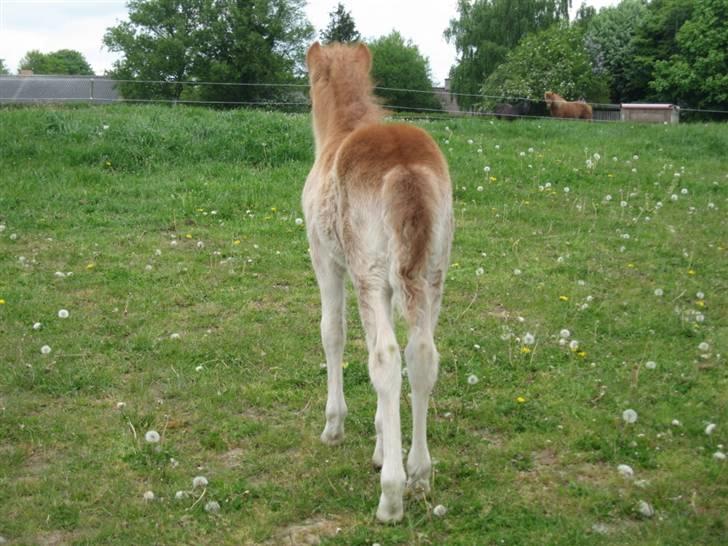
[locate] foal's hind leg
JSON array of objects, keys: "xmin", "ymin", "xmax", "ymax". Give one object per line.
[
  {"xmin": 311, "ymin": 238, "xmax": 347, "ymax": 445},
  {"xmin": 355, "ymin": 281, "xmax": 406, "ymax": 523}
]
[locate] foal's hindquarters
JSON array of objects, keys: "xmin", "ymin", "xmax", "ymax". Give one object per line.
[{"xmin": 304, "ymin": 123, "xmax": 453, "ymax": 523}]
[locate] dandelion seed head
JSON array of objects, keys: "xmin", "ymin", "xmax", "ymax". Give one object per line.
[
  {"xmin": 671, "ymin": 194, "xmax": 678, "ymax": 201},
  {"xmin": 558, "ymin": 338, "xmax": 567, "ymax": 346},
  {"xmin": 617, "ymin": 464, "xmax": 634, "ymax": 478},
  {"xmin": 170, "ymin": 333, "xmax": 181, "ymax": 340},
  {"xmin": 698, "ymin": 342, "xmax": 710, "ymax": 352},
  {"xmin": 637, "ymin": 500, "xmax": 654, "ymax": 518},
  {"xmin": 645, "ymin": 361, "xmax": 657, "ymax": 370},
  {"xmin": 483, "ymin": 165, "xmax": 491, "ymax": 173},
  {"xmin": 705, "ymin": 423, "xmax": 716, "ymax": 435},
  {"xmin": 295, "ymin": 217, "xmax": 304, "ymax": 226},
  {"xmin": 145, "ymin": 430, "xmax": 161, "ymax": 443},
  {"xmin": 143, "ymin": 491, "xmax": 155, "ymax": 501},
  {"xmin": 475, "ymin": 267, "xmax": 484, "ymax": 276},
  {"xmin": 696, "ymin": 291, "xmax": 705, "ymax": 299},
  {"xmin": 671, "ymin": 419, "xmax": 681, "ymax": 426},
  {"xmin": 681, "ymin": 188, "xmax": 688, "ymax": 195},
  {"xmin": 40, "ymin": 345, "xmax": 52, "ymax": 355},
  {"xmin": 622, "ymin": 409, "xmax": 638, "ymax": 424},
  {"xmin": 192, "ymin": 476, "xmax": 209, "ymax": 489},
  {"xmin": 433, "ymin": 504, "xmax": 447, "ymax": 517},
  {"xmin": 467, "ymin": 374, "xmax": 479, "ymax": 385},
  {"xmin": 569, "ymin": 340, "xmax": 579, "ymax": 351},
  {"xmin": 477, "ymin": 185, "xmax": 484, "ymax": 192},
  {"xmin": 654, "ymin": 288, "xmax": 663, "ymax": 297},
  {"xmin": 204, "ymin": 500, "xmax": 221, "ymax": 513},
  {"xmin": 714, "ymin": 451, "xmax": 726, "ymax": 461},
  {"xmin": 33, "ymin": 322, "xmax": 42, "ymax": 330},
  {"xmin": 513, "ymin": 268, "xmax": 522, "ymax": 276},
  {"xmin": 605, "ymin": 194, "xmax": 612, "ymax": 201},
  {"xmin": 559, "ymin": 329, "xmax": 571, "ymax": 339},
  {"xmin": 564, "ymin": 187, "xmax": 570, "ymax": 193},
  {"xmin": 175, "ymin": 490, "xmax": 188, "ymax": 500}
]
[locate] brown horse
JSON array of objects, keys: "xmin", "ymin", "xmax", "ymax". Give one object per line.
[{"xmin": 544, "ymin": 91, "xmax": 592, "ymax": 120}]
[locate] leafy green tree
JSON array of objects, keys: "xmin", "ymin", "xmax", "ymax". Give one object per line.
[
  {"xmin": 320, "ymin": 2, "xmax": 361, "ymax": 44},
  {"xmin": 445, "ymin": 0, "xmax": 571, "ymax": 109},
  {"xmin": 584, "ymin": 0, "xmax": 648, "ymax": 103},
  {"xmin": 18, "ymin": 49, "xmax": 94, "ymax": 75},
  {"xmin": 622, "ymin": 0, "xmax": 694, "ymax": 101},
  {"xmin": 368, "ymin": 31, "xmax": 441, "ymax": 112},
  {"xmin": 651, "ymin": 0, "xmax": 728, "ymax": 109},
  {"xmin": 0, "ymin": 59, "xmax": 9, "ymax": 75},
  {"xmin": 481, "ymin": 24, "xmax": 609, "ymax": 110},
  {"xmin": 104, "ymin": 0, "xmax": 314, "ymax": 102}
]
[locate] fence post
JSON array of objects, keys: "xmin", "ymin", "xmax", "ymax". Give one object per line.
[{"xmin": 90, "ymin": 78, "xmax": 95, "ymax": 103}]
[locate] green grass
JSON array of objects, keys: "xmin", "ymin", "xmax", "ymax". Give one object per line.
[{"xmin": 0, "ymin": 105, "xmax": 726, "ymax": 545}]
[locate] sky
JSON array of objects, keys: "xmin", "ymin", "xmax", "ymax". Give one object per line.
[{"xmin": 0, "ymin": 0, "xmax": 620, "ymax": 84}]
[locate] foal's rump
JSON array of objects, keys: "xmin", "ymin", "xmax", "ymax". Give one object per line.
[{"xmin": 335, "ymin": 123, "xmax": 451, "ymax": 324}]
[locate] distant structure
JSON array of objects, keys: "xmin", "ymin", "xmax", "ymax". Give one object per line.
[
  {"xmin": 432, "ymin": 78, "xmax": 461, "ymax": 114},
  {"xmin": 0, "ymin": 74, "xmax": 120, "ymax": 104},
  {"xmin": 621, "ymin": 103, "xmax": 680, "ymax": 124}
]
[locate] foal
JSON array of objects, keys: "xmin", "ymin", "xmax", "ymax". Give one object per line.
[
  {"xmin": 302, "ymin": 42, "xmax": 453, "ymax": 522},
  {"xmin": 544, "ymin": 91, "xmax": 593, "ymax": 120}
]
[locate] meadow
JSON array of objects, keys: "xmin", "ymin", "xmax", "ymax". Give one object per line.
[{"xmin": 0, "ymin": 105, "xmax": 726, "ymax": 545}]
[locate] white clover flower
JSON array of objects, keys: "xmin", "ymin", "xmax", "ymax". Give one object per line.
[
  {"xmin": 523, "ymin": 332, "xmax": 535, "ymax": 346},
  {"xmin": 192, "ymin": 476, "xmax": 208, "ymax": 489},
  {"xmin": 33, "ymin": 322, "xmax": 42, "ymax": 330},
  {"xmin": 145, "ymin": 430, "xmax": 161, "ymax": 443},
  {"xmin": 475, "ymin": 267, "xmax": 484, "ymax": 276},
  {"xmin": 433, "ymin": 504, "xmax": 447, "ymax": 517},
  {"xmin": 645, "ymin": 361, "xmax": 657, "ymax": 370},
  {"xmin": 622, "ymin": 409, "xmax": 638, "ymax": 424},
  {"xmin": 477, "ymin": 148, "xmax": 483, "ymax": 154},
  {"xmin": 633, "ymin": 155, "xmax": 639, "ymax": 160},
  {"xmin": 617, "ymin": 464, "xmax": 634, "ymax": 478},
  {"xmin": 528, "ymin": 147, "xmax": 534, "ymax": 153},
  {"xmin": 519, "ymin": 151, "xmax": 526, "ymax": 157},
  {"xmin": 483, "ymin": 165, "xmax": 491, "ymax": 173},
  {"xmin": 569, "ymin": 340, "xmax": 579, "ymax": 351},
  {"xmin": 41, "ymin": 345, "xmax": 52, "ymax": 355},
  {"xmin": 204, "ymin": 500, "xmax": 221, "ymax": 513},
  {"xmin": 467, "ymin": 139, "xmax": 473, "ymax": 145},
  {"xmin": 513, "ymin": 268, "xmax": 522, "ymax": 276},
  {"xmin": 698, "ymin": 342, "xmax": 710, "ymax": 352},
  {"xmin": 714, "ymin": 451, "xmax": 726, "ymax": 461},
  {"xmin": 705, "ymin": 423, "xmax": 716, "ymax": 435},
  {"xmin": 494, "ymin": 144, "xmax": 500, "ymax": 150},
  {"xmin": 637, "ymin": 500, "xmax": 654, "ymax": 518},
  {"xmin": 671, "ymin": 419, "xmax": 681, "ymax": 427},
  {"xmin": 170, "ymin": 333, "xmax": 181, "ymax": 340},
  {"xmin": 467, "ymin": 374, "xmax": 479, "ymax": 385}
]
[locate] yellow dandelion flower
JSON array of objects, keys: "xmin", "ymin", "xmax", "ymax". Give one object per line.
[
  {"xmin": 489, "ymin": 176, "xmax": 497, "ymax": 182},
  {"xmin": 271, "ymin": 207, "xmax": 277, "ymax": 213},
  {"xmin": 559, "ymin": 295, "xmax": 569, "ymax": 301},
  {"xmin": 627, "ymin": 263, "xmax": 635, "ymax": 269},
  {"xmin": 0, "ymin": 298, "xmax": 6, "ymax": 305},
  {"xmin": 185, "ymin": 233, "xmax": 193, "ymax": 239},
  {"xmin": 520, "ymin": 346, "xmax": 531, "ymax": 354},
  {"xmin": 688, "ymin": 269, "xmax": 696, "ymax": 276},
  {"xmin": 577, "ymin": 351, "xmax": 587, "ymax": 358},
  {"xmin": 452, "ymin": 262, "xmax": 460, "ymax": 268},
  {"xmin": 196, "ymin": 208, "xmax": 204, "ymax": 212},
  {"xmin": 233, "ymin": 240, "xmax": 241, "ymax": 245},
  {"xmin": 86, "ymin": 263, "xmax": 95, "ymax": 270},
  {"xmin": 696, "ymin": 300, "xmax": 705, "ymax": 307},
  {"xmin": 342, "ymin": 361, "xmax": 349, "ymax": 369},
  {"xmin": 516, "ymin": 396, "xmax": 526, "ymax": 404}
]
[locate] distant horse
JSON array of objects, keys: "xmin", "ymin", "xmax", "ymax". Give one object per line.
[
  {"xmin": 494, "ymin": 101, "xmax": 531, "ymax": 120},
  {"xmin": 544, "ymin": 91, "xmax": 592, "ymax": 120}
]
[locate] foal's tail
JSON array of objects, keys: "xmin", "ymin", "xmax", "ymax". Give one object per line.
[{"xmin": 382, "ymin": 166, "xmax": 439, "ymax": 326}]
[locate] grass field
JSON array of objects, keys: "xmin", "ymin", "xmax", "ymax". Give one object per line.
[{"xmin": 0, "ymin": 105, "xmax": 726, "ymax": 545}]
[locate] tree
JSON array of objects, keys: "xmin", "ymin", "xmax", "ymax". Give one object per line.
[
  {"xmin": 444, "ymin": 0, "xmax": 571, "ymax": 109},
  {"xmin": 0, "ymin": 59, "xmax": 9, "ymax": 75},
  {"xmin": 320, "ymin": 2, "xmax": 361, "ymax": 44},
  {"xmin": 103, "ymin": 0, "xmax": 314, "ymax": 102},
  {"xmin": 18, "ymin": 49, "xmax": 94, "ymax": 75},
  {"xmin": 651, "ymin": 0, "xmax": 728, "ymax": 109},
  {"xmin": 622, "ymin": 0, "xmax": 694, "ymax": 101},
  {"xmin": 583, "ymin": 0, "xmax": 648, "ymax": 103},
  {"xmin": 368, "ymin": 31, "xmax": 441, "ymax": 112},
  {"xmin": 481, "ymin": 24, "xmax": 610, "ymax": 110}
]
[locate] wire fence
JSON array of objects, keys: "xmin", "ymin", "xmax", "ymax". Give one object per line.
[{"xmin": 1, "ymin": 75, "xmax": 726, "ymax": 122}]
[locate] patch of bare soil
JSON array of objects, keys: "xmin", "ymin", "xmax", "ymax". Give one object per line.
[{"xmin": 262, "ymin": 517, "xmax": 341, "ymax": 545}]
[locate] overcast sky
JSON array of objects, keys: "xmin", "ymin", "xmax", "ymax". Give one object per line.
[{"xmin": 0, "ymin": 0, "xmax": 620, "ymax": 84}]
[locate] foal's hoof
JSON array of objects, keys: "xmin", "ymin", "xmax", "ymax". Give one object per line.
[
  {"xmin": 376, "ymin": 496, "xmax": 404, "ymax": 523},
  {"xmin": 320, "ymin": 427, "xmax": 344, "ymax": 446},
  {"xmin": 405, "ymin": 477, "xmax": 431, "ymax": 499}
]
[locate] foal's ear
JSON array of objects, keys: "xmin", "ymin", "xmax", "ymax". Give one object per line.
[
  {"xmin": 307, "ymin": 42, "xmax": 323, "ymax": 69},
  {"xmin": 355, "ymin": 42, "xmax": 372, "ymax": 71}
]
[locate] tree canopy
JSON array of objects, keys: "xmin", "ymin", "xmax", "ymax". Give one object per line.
[
  {"xmin": 18, "ymin": 49, "xmax": 94, "ymax": 75},
  {"xmin": 0, "ymin": 59, "xmax": 9, "ymax": 75},
  {"xmin": 445, "ymin": 0, "xmax": 571, "ymax": 108},
  {"xmin": 320, "ymin": 2, "xmax": 361, "ymax": 44},
  {"xmin": 368, "ymin": 32, "xmax": 441, "ymax": 112},
  {"xmin": 481, "ymin": 24, "xmax": 609, "ymax": 110},
  {"xmin": 103, "ymin": 0, "xmax": 314, "ymax": 102}
]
